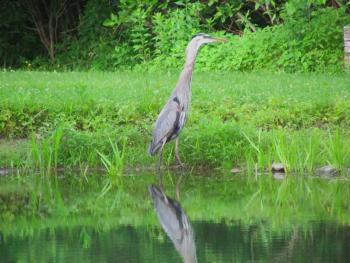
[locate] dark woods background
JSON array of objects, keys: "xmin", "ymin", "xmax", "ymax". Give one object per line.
[{"xmin": 1, "ymin": 0, "xmax": 350, "ymax": 72}]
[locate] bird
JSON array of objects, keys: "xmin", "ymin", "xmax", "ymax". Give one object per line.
[
  {"xmin": 148, "ymin": 33, "xmax": 227, "ymax": 172},
  {"xmin": 149, "ymin": 184, "xmax": 197, "ymax": 263}
]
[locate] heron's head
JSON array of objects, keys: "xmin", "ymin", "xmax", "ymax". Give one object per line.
[
  {"xmin": 191, "ymin": 33, "xmax": 228, "ymax": 45},
  {"xmin": 186, "ymin": 33, "xmax": 228, "ymax": 58}
]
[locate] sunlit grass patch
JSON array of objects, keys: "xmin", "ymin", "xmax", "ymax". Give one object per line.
[{"xmin": 0, "ymin": 71, "xmax": 349, "ymax": 172}]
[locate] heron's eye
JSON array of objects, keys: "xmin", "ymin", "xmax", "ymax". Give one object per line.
[{"xmin": 191, "ymin": 33, "xmax": 206, "ymax": 39}]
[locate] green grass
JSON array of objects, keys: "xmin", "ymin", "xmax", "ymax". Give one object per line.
[{"xmin": 0, "ymin": 70, "xmax": 350, "ymax": 172}]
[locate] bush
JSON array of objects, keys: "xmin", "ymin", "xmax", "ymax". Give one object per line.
[
  {"xmin": 192, "ymin": 7, "xmax": 350, "ymax": 72},
  {"xmin": 70, "ymin": 3, "xmax": 350, "ymax": 72},
  {"xmin": 2, "ymin": 0, "xmax": 349, "ymax": 72}
]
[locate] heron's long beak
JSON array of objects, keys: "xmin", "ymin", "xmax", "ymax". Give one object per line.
[{"xmin": 211, "ymin": 36, "xmax": 228, "ymax": 42}]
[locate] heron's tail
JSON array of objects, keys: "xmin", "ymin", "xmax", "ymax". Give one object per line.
[
  {"xmin": 148, "ymin": 184, "xmax": 165, "ymax": 201},
  {"xmin": 148, "ymin": 140, "xmax": 161, "ymax": 156},
  {"xmin": 148, "ymin": 143, "xmax": 156, "ymax": 156}
]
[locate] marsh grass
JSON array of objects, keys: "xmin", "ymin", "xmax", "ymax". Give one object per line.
[
  {"xmin": 324, "ymin": 129, "xmax": 350, "ymax": 172},
  {"xmin": 241, "ymin": 129, "xmax": 350, "ymax": 175}
]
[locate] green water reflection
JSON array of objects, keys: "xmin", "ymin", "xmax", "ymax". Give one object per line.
[
  {"xmin": 1, "ymin": 221, "xmax": 350, "ymax": 262},
  {"xmin": 0, "ymin": 171, "xmax": 350, "ymax": 262}
]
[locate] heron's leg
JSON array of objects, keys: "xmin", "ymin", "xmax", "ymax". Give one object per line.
[
  {"xmin": 157, "ymin": 151, "xmax": 163, "ymax": 189},
  {"xmin": 175, "ymin": 137, "xmax": 184, "ymax": 167},
  {"xmin": 157, "ymin": 139, "xmax": 167, "ymax": 189},
  {"xmin": 157, "ymin": 149, "xmax": 162, "ymax": 174},
  {"xmin": 175, "ymin": 172, "xmax": 184, "ymax": 201}
]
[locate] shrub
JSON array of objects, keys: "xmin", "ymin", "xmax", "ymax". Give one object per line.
[{"xmin": 2, "ymin": 0, "xmax": 349, "ymax": 72}]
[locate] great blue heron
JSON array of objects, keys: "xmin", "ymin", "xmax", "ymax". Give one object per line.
[
  {"xmin": 148, "ymin": 33, "xmax": 227, "ymax": 172},
  {"xmin": 149, "ymin": 184, "xmax": 197, "ymax": 263}
]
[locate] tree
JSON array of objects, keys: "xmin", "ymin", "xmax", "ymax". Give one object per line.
[{"xmin": 23, "ymin": 0, "xmax": 83, "ymax": 62}]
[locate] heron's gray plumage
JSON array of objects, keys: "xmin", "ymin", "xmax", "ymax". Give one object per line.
[
  {"xmin": 149, "ymin": 185, "xmax": 197, "ymax": 263},
  {"xmin": 148, "ymin": 68, "xmax": 192, "ymax": 155},
  {"xmin": 149, "ymin": 33, "xmax": 227, "ymax": 157},
  {"xmin": 148, "ymin": 33, "xmax": 227, "ymax": 173}
]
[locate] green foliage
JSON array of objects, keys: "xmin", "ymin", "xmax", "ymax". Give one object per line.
[
  {"xmin": 62, "ymin": 1, "xmax": 350, "ymax": 72},
  {"xmin": 1, "ymin": 71, "xmax": 350, "ymax": 172},
  {"xmin": 2, "ymin": 0, "xmax": 349, "ymax": 72},
  {"xmin": 1, "ymin": 171, "xmax": 350, "ymax": 236},
  {"xmin": 0, "ymin": 1, "xmax": 44, "ymax": 67},
  {"xmin": 30, "ymin": 124, "xmax": 65, "ymax": 174},
  {"xmin": 151, "ymin": 3, "xmax": 203, "ymax": 68},
  {"xmin": 52, "ymin": 0, "xmax": 116, "ymax": 70},
  {"xmin": 195, "ymin": 6, "xmax": 350, "ymax": 72}
]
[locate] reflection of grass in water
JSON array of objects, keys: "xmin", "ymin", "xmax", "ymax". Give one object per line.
[
  {"xmin": 1, "ymin": 171, "xmax": 350, "ymax": 239},
  {"xmin": 0, "ymin": 219, "xmax": 347, "ymax": 263},
  {"xmin": 26, "ymin": 175, "xmax": 67, "ymax": 218}
]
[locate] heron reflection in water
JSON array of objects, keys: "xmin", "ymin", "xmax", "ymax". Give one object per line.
[{"xmin": 149, "ymin": 184, "xmax": 197, "ymax": 263}]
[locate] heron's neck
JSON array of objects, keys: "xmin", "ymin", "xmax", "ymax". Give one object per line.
[
  {"xmin": 184, "ymin": 46, "xmax": 200, "ymax": 69},
  {"xmin": 174, "ymin": 45, "xmax": 200, "ymax": 95},
  {"xmin": 176, "ymin": 66, "xmax": 194, "ymax": 95},
  {"xmin": 176, "ymin": 47, "xmax": 199, "ymax": 89}
]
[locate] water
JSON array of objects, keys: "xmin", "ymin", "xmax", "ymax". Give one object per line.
[
  {"xmin": 1, "ymin": 221, "xmax": 349, "ymax": 262},
  {"xmin": 0, "ymin": 172, "xmax": 350, "ymax": 262}
]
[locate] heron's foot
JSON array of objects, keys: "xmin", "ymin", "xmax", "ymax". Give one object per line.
[
  {"xmin": 174, "ymin": 138, "xmax": 185, "ymax": 168},
  {"xmin": 175, "ymin": 157, "xmax": 185, "ymax": 168},
  {"xmin": 176, "ymin": 187, "xmax": 181, "ymax": 201}
]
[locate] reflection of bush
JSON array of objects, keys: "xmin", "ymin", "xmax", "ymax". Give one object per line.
[{"xmin": 1, "ymin": 177, "xmax": 350, "ymax": 262}]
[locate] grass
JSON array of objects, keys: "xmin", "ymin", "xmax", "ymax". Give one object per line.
[
  {"xmin": 0, "ymin": 70, "xmax": 350, "ymax": 173},
  {"xmin": 29, "ymin": 123, "xmax": 64, "ymax": 174},
  {"xmin": 1, "ymin": 71, "xmax": 349, "ymax": 262},
  {"xmin": 97, "ymin": 137, "xmax": 126, "ymax": 196}
]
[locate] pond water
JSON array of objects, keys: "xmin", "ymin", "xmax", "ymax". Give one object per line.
[
  {"xmin": 1, "ymin": 221, "xmax": 350, "ymax": 262},
  {"xmin": 0, "ymin": 172, "xmax": 349, "ymax": 262}
]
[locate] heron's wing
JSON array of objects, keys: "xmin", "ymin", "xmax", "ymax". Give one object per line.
[{"xmin": 149, "ymin": 97, "xmax": 183, "ymax": 155}]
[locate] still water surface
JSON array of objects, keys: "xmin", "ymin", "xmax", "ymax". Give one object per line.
[
  {"xmin": 1, "ymin": 221, "xmax": 350, "ymax": 262},
  {"xmin": 0, "ymin": 172, "xmax": 349, "ymax": 262}
]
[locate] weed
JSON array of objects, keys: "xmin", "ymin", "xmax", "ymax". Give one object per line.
[
  {"xmin": 324, "ymin": 129, "xmax": 349, "ymax": 171},
  {"xmin": 97, "ymin": 137, "xmax": 126, "ymax": 196},
  {"xmin": 29, "ymin": 124, "xmax": 64, "ymax": 174}
]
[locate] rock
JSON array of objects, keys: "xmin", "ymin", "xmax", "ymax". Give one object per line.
[
  {"xmin": 315, "ymin": 165, "xmax": 338, "ymax": 177},
  {"xmin": 0, "ymin": 169, "xmax": 6, "ymax": 176},
  {"xmin": 0, "ymin": 168, "xmax": 11, "ymax": 176},
  {"xmin": 230, "ymin": 167, "xmax": 242, "ymax": 174},
  {"xmin": 273, "ymin": 172, "xmax": 286, "ymax": 180},
  {"xmin": 271, "ymin": 161, "xmax": 285, "ymax": 173}
]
